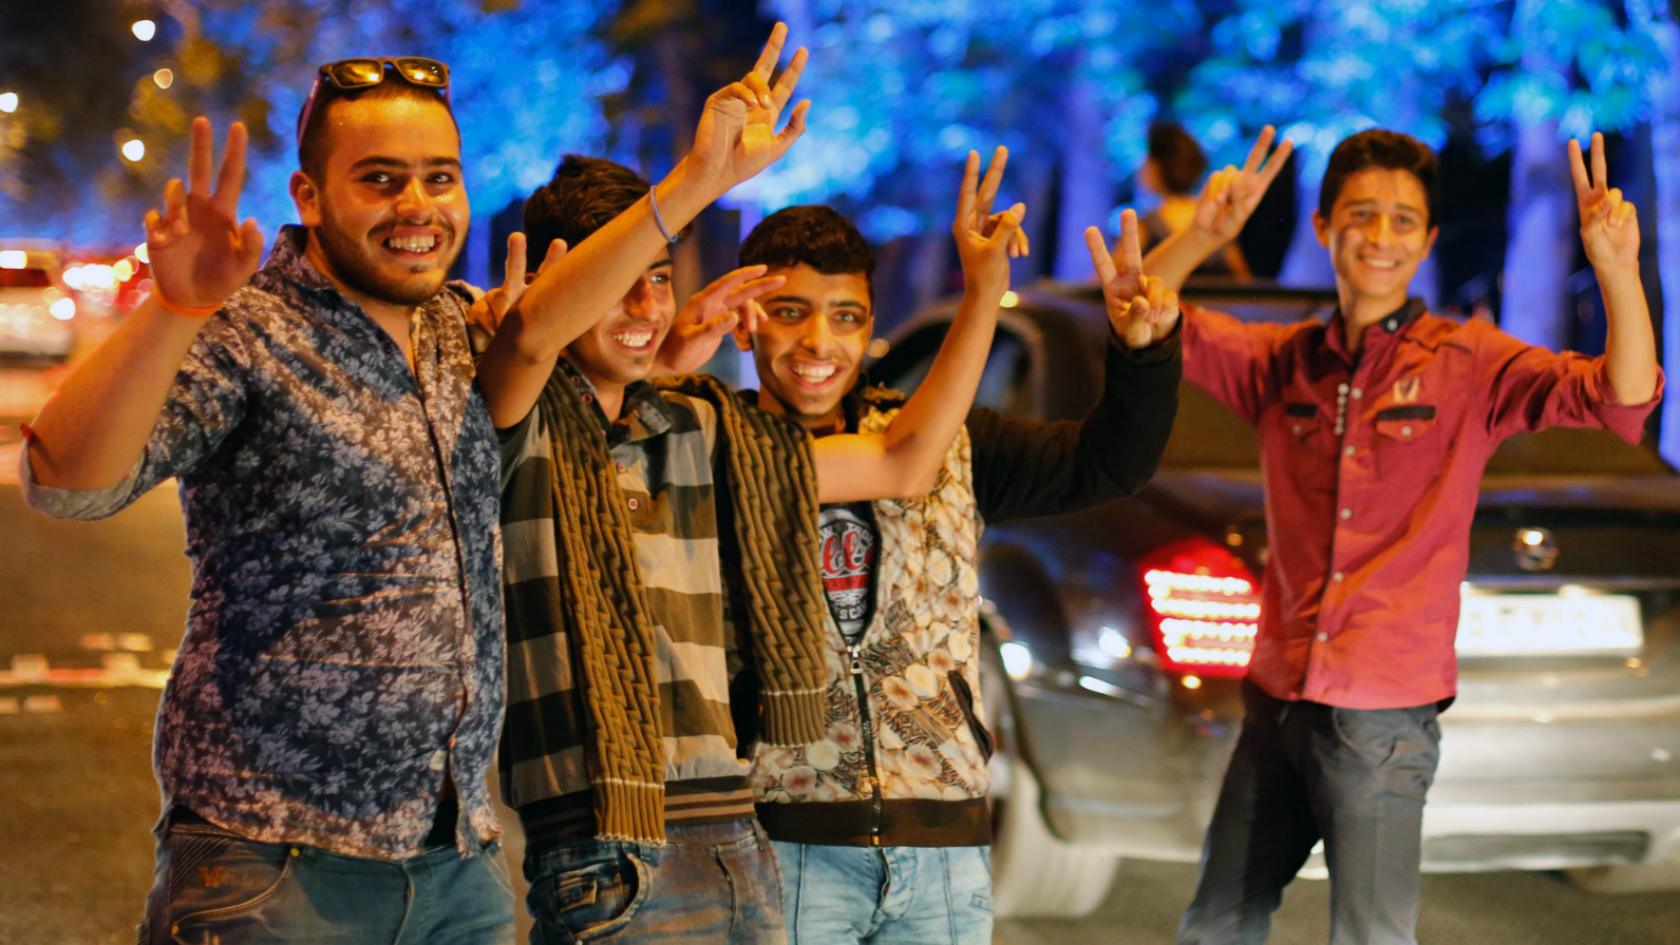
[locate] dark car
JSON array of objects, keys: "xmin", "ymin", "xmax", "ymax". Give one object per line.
[{"xmin": 870, "ymin": 282, "xmax": 1680, "ymax": 919}]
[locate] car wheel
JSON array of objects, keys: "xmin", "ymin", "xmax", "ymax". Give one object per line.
[
  {"xmin": 1563, "ymin": 862, "xmax": 1680, "ymax": 894},
  {"xmin": 981, "ymin": 635, "xmax": 1122, "ymax": 919}
]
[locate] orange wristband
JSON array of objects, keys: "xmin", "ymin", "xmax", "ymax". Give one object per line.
[{"xmin": 149, "ymin": 282, "xmax": 223, "ymax": 319}]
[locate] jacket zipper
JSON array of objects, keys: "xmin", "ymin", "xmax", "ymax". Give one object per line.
[{"xmin": 848, "ymin": 643, "xmax": 884, "ymax": 846}]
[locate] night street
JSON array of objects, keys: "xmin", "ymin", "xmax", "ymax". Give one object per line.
[{"xmin": 4, "ymin": 359, "xmax": 1678, "ymax": 944}]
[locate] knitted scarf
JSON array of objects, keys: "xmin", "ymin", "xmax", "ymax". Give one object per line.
[{"xmin": 536, "ymin": 369, "xmax": 828, "ymax": 843}]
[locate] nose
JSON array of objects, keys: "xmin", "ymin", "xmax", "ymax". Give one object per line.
[
  {"xmin": 1366, "ymin": 212, "xmax": 1394, "ymax": 245},
  {"xmin": 798, "ymin": 312, "xmax": 835, "ymax": 354},
  {"xmin": 622, "ymin": 278, "xmax": 662, "ymax": 322},
  {"xmin": 393, "ymin": 177, "xmax": 433, "ymax": 221}
]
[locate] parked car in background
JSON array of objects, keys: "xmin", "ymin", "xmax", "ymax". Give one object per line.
[
  {"xmin": 0, "ymin": 247, "xmax": 76, "ymax": 361},
  {"xmin": 871, "ymin": 281, "xmax": 1680, "ymax": 918}
]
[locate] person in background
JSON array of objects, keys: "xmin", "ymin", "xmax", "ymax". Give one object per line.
[{"xmin": 1140, "ymin": 120, "xmax": 1253, "ymax": 281}]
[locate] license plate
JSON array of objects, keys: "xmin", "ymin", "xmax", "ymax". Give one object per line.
[{"xmin": 1456, "ymin": 593, "xmax": 1643, "ymax": 657}]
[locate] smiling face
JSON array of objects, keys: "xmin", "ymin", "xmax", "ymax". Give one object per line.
[
  {"xmin": 290, "ymin": 93, "xmax": 467, "ymax": 317},
  {"xmin": 740, "ymin": 264, "xmax": 873, "ymax": 433},
  {"xmin": 1313, "ymin": 166, "xmax": 1438, "ymax": 324},
  {"xmin": 566, "ymin": 253, "xmax": 676, "ymax": 395}
]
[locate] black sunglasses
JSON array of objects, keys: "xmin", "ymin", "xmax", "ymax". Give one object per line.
[{"xmin": 296, "ymin": 57, "xmax": 451, "ymax": 136}]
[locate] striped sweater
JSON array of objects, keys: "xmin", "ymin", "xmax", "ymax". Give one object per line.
[{"xmin": 498, "ymin": 361, "xmax": 826, "ymax": 846}]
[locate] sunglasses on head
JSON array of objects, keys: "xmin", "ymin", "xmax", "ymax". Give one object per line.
[{"xmin": 296, "ymin": 57, "xmax": 451, "ymax": 137}]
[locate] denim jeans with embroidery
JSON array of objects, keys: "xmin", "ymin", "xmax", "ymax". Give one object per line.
[
  {"xmin": 772, "ymin": 841, "xmax": 993, "ymax": 945},
  {"xmin": 524, "ymin": 818, "xmax": 785, "ymax": 945},
  {"xmin": 138, "ymin": 813, "xmax": 515, "ymax": 945}
]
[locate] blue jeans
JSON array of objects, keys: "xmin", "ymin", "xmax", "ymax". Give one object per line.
[
  {"xmin": 772, "ymin": 841, "xmax": 993, "ymax": 945},
  {"xmin": 524, "ymin": 818, "xmax": 785, "ymax": 945},
  {"xmin": 139, "ymin": 815, "xmax": 515, "ymax": 944},
  {"xmin": 1177, "ymin": 681, "xmax": 1443, "ymax": 945}
]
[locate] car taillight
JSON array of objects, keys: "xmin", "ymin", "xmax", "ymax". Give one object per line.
[{"xmin": 1138, "ymin": 537, "xmax": 1260, "ymax": 678}]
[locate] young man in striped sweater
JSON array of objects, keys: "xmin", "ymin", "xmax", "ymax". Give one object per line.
[
  {"xmin": 471, "ymin": 26, "xmax": 1028, "ymax": 945},
  {"xmin": 733, "ymin": 205, "xmax": 1184, "ymax": 944}
]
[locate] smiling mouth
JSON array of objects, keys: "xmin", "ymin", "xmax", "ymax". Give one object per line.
[
  {"xmin": 382, "ymin": 233, "xmax": 441, "ymax": 256},
  {"xmin": 788, "ymin": 362, "xmax": 840, "ymax": 386},
  {"xmin": 610, "ymin": 328, "xmax": 655, "ymax": 351},
  {"xmin": 1359, "ymin": 256, "xmax": 1400, "ymax": 271}
]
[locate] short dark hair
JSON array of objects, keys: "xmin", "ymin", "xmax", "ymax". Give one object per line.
[
  {"xmin": 738, "ymin": 205, "xmax": 875, "ymax": 296},
  {"xmin": 521, "ymin": 155, "xmax": 652, "ymax": 270},
  {"xmin": 295, "ymin": 71, "xmax": 457, "ymax": 182},
  {"xmin": 1318, "ymin": 129, "xmax": 1440, "ymax": 227},
  {"xmin": 1147, "ymin": 122, "xmax": 1208, "ymax": 195}
]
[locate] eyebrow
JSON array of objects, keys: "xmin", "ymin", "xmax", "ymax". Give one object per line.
[
  {"xmin": 347, "ymin": 155, "xmax": 462, "ymax": 172},
  {"xmin": 647, "ymin": 258, "xmax": 673, "ymax": 272},
  {"xmin": 1345, "ymin": 198, "xmax": 1423, "ymax": 214},
  {"xmin": 763, "ymin": 294, "xmax": 868, "ymax": 311}
]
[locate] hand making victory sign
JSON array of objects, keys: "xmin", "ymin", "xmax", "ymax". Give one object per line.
[
  {"xmin": 953, "ymin": 145, "xmax": 1027, "ymax": 301},
  {"xmin": 1570, "ymin": 131, "xmax": 1639, "ymax": 272},
  {"xmin": 1087, "ymin": 208, "xmax": 1179, "ymax": 350},
  {"xmin": 144, "ymin": 117, "xmax": 267, "ymax": 314},
  {"xmin": 687, "ymin": 21, "xmax": 811, "ymax": 197},
  {"xmin": 1189, "ymin": 124, "xmax": 1294, "ymax": 246}
]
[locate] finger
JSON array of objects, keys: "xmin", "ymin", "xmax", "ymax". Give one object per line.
[
  {"xmin": 1242, "ymin": 125, "xmax": 1275, "ymax": 175},
  {"xmin": 188, "ymin": 116, "xmax": 213, "ymax": 196},
  {"xmin": 698, "ymin": 308, "xmax": 740, "ymax": 339},
  {"xmin": 984, "ymin": 202, "xmax": 1025, "ymax": 250},
  {"xmin": 751, "ymin": 21, "xmax": 789, "ymax": 79},
  {"xmin": 1118, "ymin": 208, "xmax": 1143, "ymax": 275},
  {"xmin": 1146, "ymin": 276, "xmax": 1166, "ymax": 315},
  {"xmin": 1014, "ymin": 228, "xmax": 1030, "ymax": 258},
  {"xmin": 771, "ymin": 46, "xmax": 808, "ymax": 110},
  {"xmin": 773, "ymin": 99, "xmax": 810, "ymax": 151},
  {"xmin": 163, "ymin": 178, "xmax": 188, "ymax": 232},
  {"xmin": 1567, "ymin": 138, "xmax": 1592, "ymax": 200},
  {"xmin": 503, "ymin": 232, "xmax": 528, "ymax": 290},
  {"xmin": 539, "ymin": 238, "xmax": 568, "ymax": 275},
  {"xmin": 743, "ymin": 72, "xmax": 773, "ymax": 110},
  {"xmin": 144, "ymin": 208, "xmax": 166, "ymax": 244},
  {"xmin": 722, "ymin": 274, "xmax": 786, "ymax": 308},
  {"xmin": 718, "ymin": 81, "xmax": 759, "ymax": 111},
  {"xmin": 975, "ymin": 146, "xmax": 1009, "ymax": 222},
  {"xmin": 212, "ymin": 122, "xmax": 250, "ymax": 219},
  {"xmin": 1615, "ymin": 200, "xmax": 1637, "ymax": 228},
  {"xmin": 745, "ymin": 298, "xmax": 767, "ymax": 333},
  {"xmin": 1591, "ymin": 132, "xmax": 1608, "ymax": 192},
  {"xmin": 954, "ymin": 151, "xmax": 980, "ymax": 232},
  {"xmin": 1258, "ymin": 137, "xmax": 1294, "ymax": 188},
  {"xmin": 704, "ymin": 264, "xmax": 770, "ymax": 298},
  {"xmin": 237, "ymin": 217, "xmax": 265, "ymax": 272},
  {"xmin": 1085, "ymin": 226, "xmax": 1119, "ymax": 286}
]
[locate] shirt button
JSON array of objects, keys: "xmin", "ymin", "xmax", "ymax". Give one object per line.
[
  {"xmin": 627, "ymin": 497, "xmax": 640, "ymax": 511},
  {"xmin": 429, "ymin": 750, "xmax": 447, "ymax": 772},
  {"xmin": 1385, "ymin": 318, "xmax": 1399, "ymax": 331},
  {"xmin": 1316, "ymin": 633, "xmax": 1329, "ymax": 642},
  {"xmin": 1339, "ymin": 507, "xmax": 1353, "ymax": 520},
  {"xmin": 1401, "ymin": 425, "xmax": 1414, "ymax": 438},
  {"xmin": 1332, "ymin": 571, "xmax": 1345, "ymax": 583},
  {"xmin": 1291, "ymin": 423, "xmax": 1303, "ymax": 435},
  {"xmin": 1344, "ymin": 445, "xmax": 1356, "ymax": 457},
  {"xmin": 1337, "ymin": 382, "xmax": 1350, "ymax": 394},
  {"xmin": 1350, "ymin": 388, "xmax": 1363, "ymax": 399}
]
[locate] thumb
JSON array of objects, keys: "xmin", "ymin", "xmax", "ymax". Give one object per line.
[{"xmin": 986, "ymin": 203, "xmax": 1026, "ymax": 248}]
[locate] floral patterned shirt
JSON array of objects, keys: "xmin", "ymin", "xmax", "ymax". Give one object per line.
[{"xmin": 20, "ymin": 227, "xmax": 504, "ymax": 860}]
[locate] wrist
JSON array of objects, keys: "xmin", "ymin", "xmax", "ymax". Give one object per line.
[
  {"xmin": 148, "ymin": 282, "xmax": 225, "ymax": 320},
  {"xmin": 665, "ymin": 155, "xmax": 726, "ymax": 209}
]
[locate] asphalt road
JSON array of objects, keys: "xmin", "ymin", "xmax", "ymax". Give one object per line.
[{"xmin": 4, "ymin": 360, "xmax": 1679, "ymax": 944}]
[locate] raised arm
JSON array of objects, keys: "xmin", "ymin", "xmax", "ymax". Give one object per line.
[
  {"xmin": 477, "ymin": 22, "xmax": 811, "ymax": 427},
  {"xmin": 1570, "ymin": 132, "xmax": 1658, "ymax": 405},
  {"xmin": 1136, "ymin": 125, "xmax": 1292, "ymax": 292},
  {"xmin": 811, "ymin": 147, "xmax": 1024, "ymax": 503},
  {"xmin": 27, "ymin": 117, "xmax": 264, "ymax": 490}
]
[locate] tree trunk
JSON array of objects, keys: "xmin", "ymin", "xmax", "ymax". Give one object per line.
[{"xmin": 1051, "ymin": 75, "xmax": 1113, "ymax": 282}]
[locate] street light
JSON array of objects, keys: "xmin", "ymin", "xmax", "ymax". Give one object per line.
[
  {"xmin": 121, "ymin": 138, "xmax": 146, "ymax": 162},
  {"xmin": 0, "ymin": 92, "xmax": 17, "ymax": 114},
  {"xmin": 132, "ymin": 19, "xmax": 157, "ymax": 42}
]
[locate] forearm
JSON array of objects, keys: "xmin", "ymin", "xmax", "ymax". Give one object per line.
[
  {"xmin": 1142, "ymin": 227, "xmax": 1224, "ymax": 293},
  {"xmin": 27, "ymin": 299, "xmax": 207, "ymax": 489},
  {"xmin": 1597, "ymin": 265, "xmax": 1659, "ymax": 404},
  {"xmin": 477, "ymin": 158, "xmax": 721, "ymax": 425},
  {"xmin": 874, "ymin": 283, "xmax": 1002, "ymax": 492}
]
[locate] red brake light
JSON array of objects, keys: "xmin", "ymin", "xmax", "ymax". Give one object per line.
[{"xmin": 1138, "ymin": 537, "xmax": 1260, "ymax": 678}]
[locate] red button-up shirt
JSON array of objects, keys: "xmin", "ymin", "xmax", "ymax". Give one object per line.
[{"xmin": 1183, "ymin": 299, "xmax": 1662, "ymax": 709}]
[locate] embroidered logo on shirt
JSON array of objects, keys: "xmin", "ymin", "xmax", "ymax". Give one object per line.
[{"xmin": 1392, "ymin": 376, "xmax": 1422, "ymax": 404}]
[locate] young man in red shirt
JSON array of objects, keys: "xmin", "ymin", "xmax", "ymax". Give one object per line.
[{"xmin": 1122, "ymin": 127, "xmax": 1662, "ymax": 945}]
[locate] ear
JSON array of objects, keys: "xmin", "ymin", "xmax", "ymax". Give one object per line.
[
  {"xmin": 1312, "ymin": 209, "xmax": 1330, "ymax": 249},
  {"xmin": 290, "ymin": 170, "xmax": 322, "ymax": 228}
]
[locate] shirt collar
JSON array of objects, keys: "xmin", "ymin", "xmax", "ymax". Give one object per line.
[
  {"xmin": 554, "ymin": 358, "xmax": 676, "ymax": 441},
  {"xmin": 250, "ymin": 225, "xmax": 350, "ymax": 304},
  {"xmin": 1326, "ymin": 297, "xmax": 1427, "ymax": 362}
]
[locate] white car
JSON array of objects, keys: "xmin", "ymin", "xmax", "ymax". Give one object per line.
[{"xmin": 0, "ymin": 248, "xmax": 77, "ymax": 361}]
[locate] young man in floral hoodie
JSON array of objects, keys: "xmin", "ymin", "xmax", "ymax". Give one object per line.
[{"xmin": 736, "ymin": 202, "xmax": 1184, "ymax": 944}]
